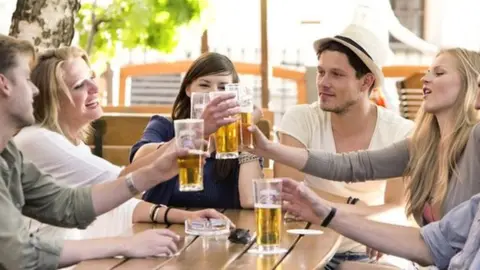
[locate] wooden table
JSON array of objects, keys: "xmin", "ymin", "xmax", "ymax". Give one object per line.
[{"xmin": 75, "ymin": 209, "xmax": 340, "ymax": 270}]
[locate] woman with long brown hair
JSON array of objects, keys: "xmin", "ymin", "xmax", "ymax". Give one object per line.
[{"xmin": 130, "ymin": 52, "xmax": 263, "ymax": 209}]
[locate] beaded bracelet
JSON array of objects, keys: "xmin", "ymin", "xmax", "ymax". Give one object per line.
[
  {"xmin": 321, "ymin": 207, "xmax": 337, "ymax": 227},
  {"xmin": 149, "ymin": 204, "xmax": 162, "ymax": 223},
  {"xmin": 164, "ymin": 207, "xmax": 173, "ymax": 226}
]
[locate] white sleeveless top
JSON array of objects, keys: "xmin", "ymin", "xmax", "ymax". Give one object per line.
[{"xmin": 14, "ymin": 126, "xmax": 141, "ymax": 241}]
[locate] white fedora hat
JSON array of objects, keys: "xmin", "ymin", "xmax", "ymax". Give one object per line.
[{"xmin": 313, "ymin": 24, "xmax": 388, "ymax": 88}]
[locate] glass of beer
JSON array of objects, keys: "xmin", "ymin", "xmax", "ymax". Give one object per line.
[
  {"xmin": 174, "ymin": 119, "xmax": 204, "ymax": 192},
  {"xmin": 226, "ymin": 84, "xmax": 254, "ymax": 148},
  {"xmin": 190, "ymin": 92, "xmax": 210, "ymax": 119},
  {"xmin": 253, "ymin": 178, "xmax": 283, "ymax": 253},
  {"xmin": 209, "ymin": 91, "xmax": 239, "ymax": 159},
  {"xmin": 190, "ymin": 92, "xmax": 211, "ymax": 152}
]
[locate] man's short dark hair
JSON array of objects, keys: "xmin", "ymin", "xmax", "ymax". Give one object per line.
[
  {"xmin": 316, "ymin": 41, "xmax": 372, "ymax": 79},
  {"xmin": 0, "ymin": 34, "xmax": 36, "ymax": 76}
]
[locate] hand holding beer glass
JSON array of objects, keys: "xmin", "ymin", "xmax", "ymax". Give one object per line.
[
  {"xmin": 174, "ymin": 119, "xmax": 205, "ymax": 192},
  {"xmin": 249, "ymin": 178, "xmax": 287, "ymax": 254},
  {"xmin": 209, "ymin": 91, "xmax": 239, "ymax": 159}
]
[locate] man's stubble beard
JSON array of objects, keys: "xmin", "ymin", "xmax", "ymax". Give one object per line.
[{"xmin": 320, "ymin": 97, "xmax": 359, "ymax": 115}]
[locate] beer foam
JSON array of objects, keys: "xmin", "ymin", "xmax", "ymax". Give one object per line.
[
  {"xmin": 176, "ymin": 119, "xmax": 204, "ymax": 124},
  {"xmin": 254, "ymin": 203, "xmax": 281, "ymax": 209},
  {"xmin": 187, "ymin": 149, "xmax": 205, "ymax": 155},
  {"xmin": 240, "ymin": 107, "xmax": 253, "ymax": 113},
  {"xmin": 193, "ymin": 105, "xmax": 205, "ymax": 110}
]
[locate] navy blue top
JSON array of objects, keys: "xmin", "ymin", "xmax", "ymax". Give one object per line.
[{"xmin": 130, "ymin": 115, "xmax": 258, "ymax": 209}]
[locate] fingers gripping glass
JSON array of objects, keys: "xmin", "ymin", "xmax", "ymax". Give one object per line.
[{"xmin": 174, "ymin": 119, "xmax": 204, "ymax": 192}]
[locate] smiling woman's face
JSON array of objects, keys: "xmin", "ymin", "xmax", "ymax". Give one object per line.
[
  {"xmin": 59, "ymin": 56, "xmax": 102, "ymax": 128},
  {"xmin": 187, "ymin": 72, "xmax": 234, "ymax": 95}
]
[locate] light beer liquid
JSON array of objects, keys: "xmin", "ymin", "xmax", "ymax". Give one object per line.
[
  {"xmin": 239, "ymin": 112, "xmax": 253, "ymax": 147},
  {"xmin": 177, "ymin": 151, "xmax": 203, "ymax": 191},
  {"xmin": 215, "ymin": 120, "xmax": 239, "ymax": 159},
  {"xmin": 255, "ymin": 204, "xmax": 282, "ymax": 249}
]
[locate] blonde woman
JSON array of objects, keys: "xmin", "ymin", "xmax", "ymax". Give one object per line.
[
  {"xmin": 14, "ymin": 46, "xmax": 232, "ymax": 242},
  {"xmin": 246, "ymin": 48, "xmax": 480, "ymax": 267}
]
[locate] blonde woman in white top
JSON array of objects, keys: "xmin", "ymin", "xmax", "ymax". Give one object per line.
[{"xmin": 14, "ymin": 46, "xmax": 234, "ymax": 242}]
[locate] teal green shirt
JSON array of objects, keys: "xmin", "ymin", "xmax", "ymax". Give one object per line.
[{"xmin": 0, "ymin": 141, "xmax": 96, "ymax": 270}]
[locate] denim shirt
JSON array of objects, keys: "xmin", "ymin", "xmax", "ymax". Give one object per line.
[{"xmin": 421, "ymin": 193, "xmax": 480, "ymax": 269}]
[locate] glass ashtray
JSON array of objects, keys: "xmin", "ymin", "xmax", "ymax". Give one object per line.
[{"xmin": 185, "ymin": 218, "xmax": 231, "ymax": 236}]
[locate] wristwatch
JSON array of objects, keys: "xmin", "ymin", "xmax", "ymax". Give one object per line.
[{"xmin": 125, "ymin": 173, "xmax": 141, "ymax": 196}]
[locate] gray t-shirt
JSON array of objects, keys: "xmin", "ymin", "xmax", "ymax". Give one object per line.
[
  {"xmin": 421, "ymin": 193, "xmax": 480, "ymax": 269},
  {"xmin": 302, "ymin": 123, "xmax": 480, "ymax": 225}
]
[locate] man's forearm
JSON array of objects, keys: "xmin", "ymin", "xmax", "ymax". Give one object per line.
[
  {"xmin": 122, "ymin": 140, "xmax": 175, "ymax": 176},
  {"xmin": 334, "ymin": 202, "xmax": 405, "ymax": 223},
  {"xmin": 59, "ymin": 237, "xmax": 127, "ymax": 267},
  {"xmin": 325, "ymin": 207, "xmax": 434, "ymax": 266},
  {"xmin": 91, "ymin": 166, "xmax": 156, "ymax": 216}
]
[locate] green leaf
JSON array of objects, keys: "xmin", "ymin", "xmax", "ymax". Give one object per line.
[{"xmin": 75, "ymin": 0, "xmax": 208, "ymax": 64}]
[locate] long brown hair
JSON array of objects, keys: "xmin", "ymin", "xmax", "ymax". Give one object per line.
[
  {"xmin": 172, "ymin": 52, "xmax": 240, "ymax": 181},
  {"xmin": 404, "ymin": 48, "xmax": 480, "ymax": 221}
]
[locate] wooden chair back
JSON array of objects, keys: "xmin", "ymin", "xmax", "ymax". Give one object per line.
[
  {"xmin": 88, "ymin": 115, "xmax": 272, "ymax": 168},
  {"xmin": 396, "ymin": 71, "xmax": 425, "ymax": 120}
]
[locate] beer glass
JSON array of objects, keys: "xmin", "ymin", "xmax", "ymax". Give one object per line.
[
  {"xmin": 253, "ymin": 178, "xmax": 283, "ymax": 253},
  {"xmin": 226, "ymin": 84, "xmax": 254, "ymax": 148},
  {"xmin": 190, "ymin": 92, "xmax": 210, "ymax": 119},
  {"xmin": 174, "ymin": 119, "xmax": 204, "ymax": 192},
  {"xmin": 209, "ymin": 91, "xmax": 239, "ymax": 159},
  {"xmin": 190, "ymin": 92, "xmax": 211, "ymax": 152}
]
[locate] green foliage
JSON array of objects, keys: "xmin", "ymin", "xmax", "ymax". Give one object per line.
[{"xmin": 75, "ymin": 0, "xmax": 207, "ymax": 63}]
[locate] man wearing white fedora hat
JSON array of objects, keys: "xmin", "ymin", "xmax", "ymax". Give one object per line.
[{"xmin": 276, "ymin": 24, "xmax": 414, "ymax": 269}]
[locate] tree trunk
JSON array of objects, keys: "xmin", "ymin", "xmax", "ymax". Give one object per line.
[
  {"xmin": 85, "ymin": 0, "xmax": 98, "ymax": 55},
  {"xmin": 9, "ymin": 0, "xmax": 81, "ymax": 50}
]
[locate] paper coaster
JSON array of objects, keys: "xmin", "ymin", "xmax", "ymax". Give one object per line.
[
  {"xmin": 286, "ymin": 229, "xmax": 323, "ymax": 235},
  {"xmin": 247, "ymin": 248, "xmax": 288, "ymax": 255}
]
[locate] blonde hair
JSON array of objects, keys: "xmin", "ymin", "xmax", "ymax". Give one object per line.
[
  {"xmin": 404, "ymin": 48, "xmax": 480, "ymax": 220},
  {"xmin": 31, "ymin": 46, "xmax": 91, "ymax": 143}
]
